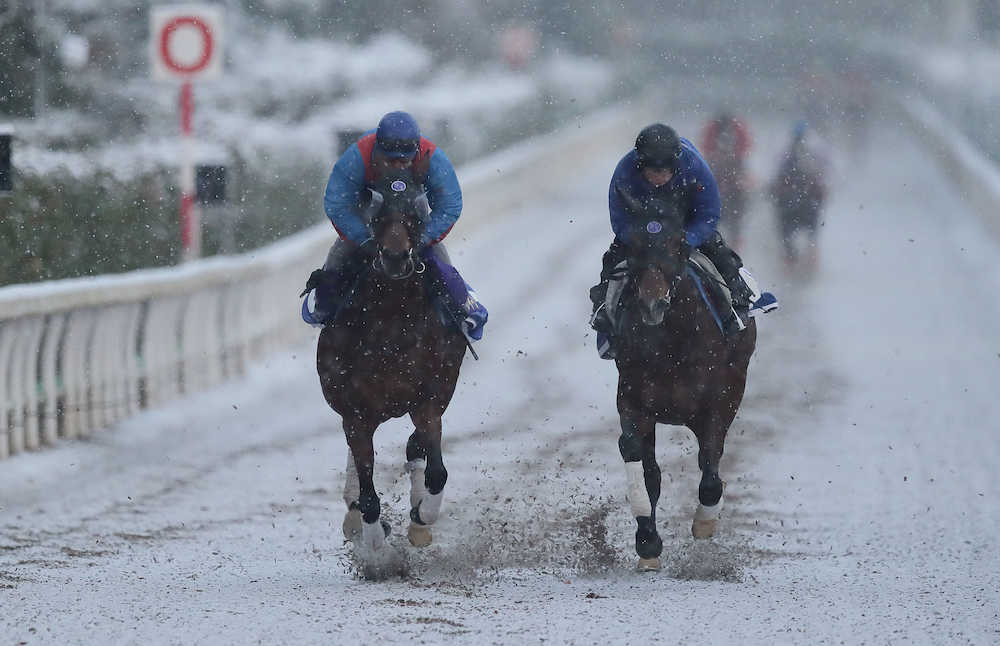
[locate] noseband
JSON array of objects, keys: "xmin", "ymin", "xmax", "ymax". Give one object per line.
[{"xmin": 373, "ymin": 248, "xmax": 426, "ymax": 280}]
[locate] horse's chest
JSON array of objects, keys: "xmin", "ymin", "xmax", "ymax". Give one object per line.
[{"xmin": 627, "ymin": 345, "xmax": 719, "ymax": 417}]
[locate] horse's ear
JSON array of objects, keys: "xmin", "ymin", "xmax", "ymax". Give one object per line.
[{"xmin": 615, "ymin": 182, "xmax": 643, "ymax": 216}]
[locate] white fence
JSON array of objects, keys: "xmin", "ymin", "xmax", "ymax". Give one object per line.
[
  {"xmin": 893, "ymin": 92, "xmax": 1000, "ymax": 242},
  {"xmin": 0, "ymin": 106, "xmax": 640, "ymax": 461},
  {"xmin": 0, "ymin": 228, "xmax": 328, "ymax": 459}
]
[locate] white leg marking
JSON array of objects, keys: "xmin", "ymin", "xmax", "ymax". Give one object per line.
[
  {"xmin": 694, "ymin": 492, "xmax": 724, "ymax": 521},
  {"xmin": 416, "ymin": 491, "xmax": 443, "ymax": 525},
  {"xmin": 343, "ymin": 449, "xmax": 360, "ymax": 507},
  {"xmin": 406, "ymin": 458, "xmax": 427, "ymax": 509},
  {"xmin": 625, "ymin": 461, "xmax": 652, "ymax": 518},
  {"xmin": 361, "ymin": 519, "xmax": 386, "ymax": 551},
  {"xmin": 692, "ymin": 493, "xmax": 724, "ymax": 539},
  {"xmin": 342, "ymin": 507, "xmax": 362, "ymax": 541}
]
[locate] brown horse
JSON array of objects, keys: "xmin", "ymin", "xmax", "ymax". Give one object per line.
[
  {"xmin": 611, "ymin": 186, "xmax": 756, "ymax": 571},
  {"xmin": 316, "ymin": 170, "xmax": 468, "ymax": 556}
]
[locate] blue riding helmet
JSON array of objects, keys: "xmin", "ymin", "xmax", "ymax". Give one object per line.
[{"xmin": 375, "ymin": 111, "xmax": 420, "ymax": 159}]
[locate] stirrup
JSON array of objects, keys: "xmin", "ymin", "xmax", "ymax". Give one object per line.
[
  {"xmin": 590, "ymin": 303, "xmax": 613, "ymax": 334},
  {"xmin": 748, "ymin": 292, "xmax": 779, "ymax": 316},
  {"xmin": 301, "ymin": 290, "xmax": 333, "ymax": 327},
  {"xmin": 596, "ymin": 332, "xmax": 616, "ymax": 360},
  {"xmin": 721, "ymin": 310, "xmax": 747, "ymax": 336}
]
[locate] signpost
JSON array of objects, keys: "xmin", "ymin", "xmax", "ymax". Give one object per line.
[
  {"xmin": 150, "ymin": 4, "xmax": 223, "ymax": 261},
  {"xmin": 0, "ymin": 126, "xmax": 12, "ymax": 195}
]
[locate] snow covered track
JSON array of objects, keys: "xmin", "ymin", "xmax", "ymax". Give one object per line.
[{"xmin": 2, "ymin": 101, "xmax": 1000, "ymax": 643}]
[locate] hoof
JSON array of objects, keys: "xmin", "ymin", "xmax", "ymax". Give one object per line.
[
  {"xmin": 342, "ymin": 508, "xmax": 362, "ymax": 541},
  {"xmin": 692, "ymin": 517, "xmax": 717, "ymax": 539},
  {"xmin": 636, "ymin": 557, "xmax": 661, "ymax": 572},
  {"xmin": 407, "ymin": 522, "xmax": 432, "ymax": 547}
]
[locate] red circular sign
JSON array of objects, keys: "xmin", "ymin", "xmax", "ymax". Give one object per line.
[{"xmin": 159, "ymin": 16, "xmax": 214, "ymax": 74}]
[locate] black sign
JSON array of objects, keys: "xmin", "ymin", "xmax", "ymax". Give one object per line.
[
  {"xmin": 196, "ymin": 164, "xmax": 226, "ymax": 205},
  {"xmin": 0, "ymin": 134, "xmax": 11, "ymax": 193}
]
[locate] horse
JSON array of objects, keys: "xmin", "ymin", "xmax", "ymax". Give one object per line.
[
  {"xmin": 315, "ymin": 169, "xmax": 468, "ymax": 559},
  {"xmin": 769, "ymin": 136, "xmax": 828, "ymax": 272},
  {"xmin": 610, "ymin": 186, "xmax": 757, "ymax": 571}
]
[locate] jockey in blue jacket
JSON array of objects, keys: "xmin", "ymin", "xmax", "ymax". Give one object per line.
[
  {"xmin": 589, "ymin": 123, "xmax": 777, "ymax": 358},
  {"xmin": 302, "ymin": 111, "xmax": 486, "ymax": 339}
]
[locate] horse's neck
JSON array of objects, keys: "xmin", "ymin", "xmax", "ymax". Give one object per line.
[{"xmin": 357, "ymin": 274, "xmax": 429, "ymax": 321}]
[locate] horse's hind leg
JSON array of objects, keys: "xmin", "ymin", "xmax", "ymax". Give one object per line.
[
  {"xmin": 690, "ymin": 418, "xmax": 729, "ymax": 539},
  {"xmin": 406, "ymin": 408, "xmax": 448, "ymax": 547},
  {"xmin": 619, "ymin": 414, "xmax": 662, "ymax": 570}
]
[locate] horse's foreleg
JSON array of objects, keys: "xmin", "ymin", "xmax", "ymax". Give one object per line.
[
  {"xmin": 345, "ymin": 420, "xmax": 388, "ymax": 551},
  {"xmin": 406, "ymin": 409, "xmax": 448, "ymax": 547},
  {"xmin": 692, "ymin": 422, "xmax": 727, "ymax": 539},
  {"xmin": 619, "ymin": 414, "xmax": 662, "ymax": 570},
  {"xmin": 342, "ymin": 448, "xmax": 362, "ymax": 541}
]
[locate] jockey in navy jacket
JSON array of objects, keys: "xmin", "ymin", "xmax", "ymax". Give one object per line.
[
  {"xmin": 608, "ymin": 136, "xmax": 722, "ymax": 249},
  {"xmin": 589, "ymin": 123, "xmax": 775, "ymax": 353},
  {"xmin": 323, "ymin": 127, "xmax": 462, "ymax": 247}
]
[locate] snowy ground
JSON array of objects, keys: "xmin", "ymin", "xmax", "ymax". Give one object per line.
[{"xmin": 2, "ymin": 109, "xmax": 1000, "ymax": 645}]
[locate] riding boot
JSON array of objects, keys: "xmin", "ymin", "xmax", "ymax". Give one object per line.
[
  {"xmin": 697, "ymin": 231, "xmax": 754, "ymax": 311},
  {"xmin": 421, "ymin": 247, "xmax": 489, "ymax": 340},
  {"xmin": 300, "ymin": 242, "xmax": 371, "ymax": 326},
  {"xmin": 589, "ymin": 240, "xmax": 627, "ymax": 359}
]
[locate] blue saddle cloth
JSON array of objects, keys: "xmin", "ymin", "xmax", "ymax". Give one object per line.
[
  {"xmin": 602, "ymin": 260, "xmax": 778, "ymax": 338},
  {"xmin": 684, "ymin": 264, "xmax": 778, "ymax": 333}
]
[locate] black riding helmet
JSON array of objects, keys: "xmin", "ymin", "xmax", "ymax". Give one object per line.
[{"xmin": 635, "ymin": 123, "xmax": 682, "ymax": 171}]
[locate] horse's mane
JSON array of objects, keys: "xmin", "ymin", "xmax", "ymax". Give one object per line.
[
  {"xmin": 615, "ymin": 184, "xmax": 686, "ymax": 265},
  {"xmin": 370, "ymin": 169, "xmax": 427, "ymax": 226}
]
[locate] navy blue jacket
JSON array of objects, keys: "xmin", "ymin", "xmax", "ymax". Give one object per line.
[{"xmin": 608, "ymin": 137, "xmax": 721, "ymax": 248}]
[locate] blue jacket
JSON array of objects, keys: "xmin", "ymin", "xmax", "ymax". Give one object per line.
[
  {"xmin": 608, "ymin": 137, "xmax": 721, "ymax": 248},
  {"xmin": 323, "ymin": 131, "xmax": 463, "ymax": 246}
]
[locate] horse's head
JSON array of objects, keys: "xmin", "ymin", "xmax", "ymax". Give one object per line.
[
  {"xmin": 368, "ymin": 170, "xmax": 429, "ymax": 279},
  {"xmin": 617, "ymin": 184, "xmax": 689, "ymax": 326}
]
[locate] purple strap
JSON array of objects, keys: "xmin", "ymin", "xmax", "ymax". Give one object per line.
[{"xmin": 421, "ymin": 248, "xmax": 469, "ymax": 305}]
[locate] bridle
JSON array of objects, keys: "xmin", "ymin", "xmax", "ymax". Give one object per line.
[{"xmin": 373, "ymin": 248, "xmax": 426, "ymax": 280}]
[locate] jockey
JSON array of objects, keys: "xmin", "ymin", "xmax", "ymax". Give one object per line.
[
  {"xmin": 301, "ymin": 110, "xmax": 487, "ymax": 340},
  {"xmin": 769, "ymin": 121, "xmax": 830, "ymax": 263},
  {"xmin": 589, "ymin": 123, "xmax": 777, "ymax": 358},
  {"xmin": 772, "ymin": 120, "xmax": 830, "ymax": 209},
  {"xmin": 700, "ymin": 111, "xmax": 752, "ymax": 170}
]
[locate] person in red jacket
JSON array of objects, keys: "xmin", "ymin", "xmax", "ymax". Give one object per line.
[{"xmin": 700, "ymin": 111, "xmax": 753, "ymax": 248}]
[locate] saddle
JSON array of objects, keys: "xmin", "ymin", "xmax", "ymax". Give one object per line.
[
  {"xmin": 301, "ymin": 248, "xmax": 488, "ymax": 342},
  {"xmin": 601, "ymin": 251, "xmax": 761, "ymax": 336}
]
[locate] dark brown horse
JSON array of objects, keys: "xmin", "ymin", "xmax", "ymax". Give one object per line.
[
  {"xmin": 611, "ymin": 186, "xmax": 756, "ymax": 571},
  {"xmin": 769, "ymin": 132, "xmax": 828, "ymax": 271},
  {"xmin": 316, "ymin": 170, "xmax": 468, "ymax": 555}
]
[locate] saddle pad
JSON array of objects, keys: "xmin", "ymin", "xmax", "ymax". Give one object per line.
[{"xmin": 604, "ymin": 257, "xmax": 727, "ymax": 335}]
